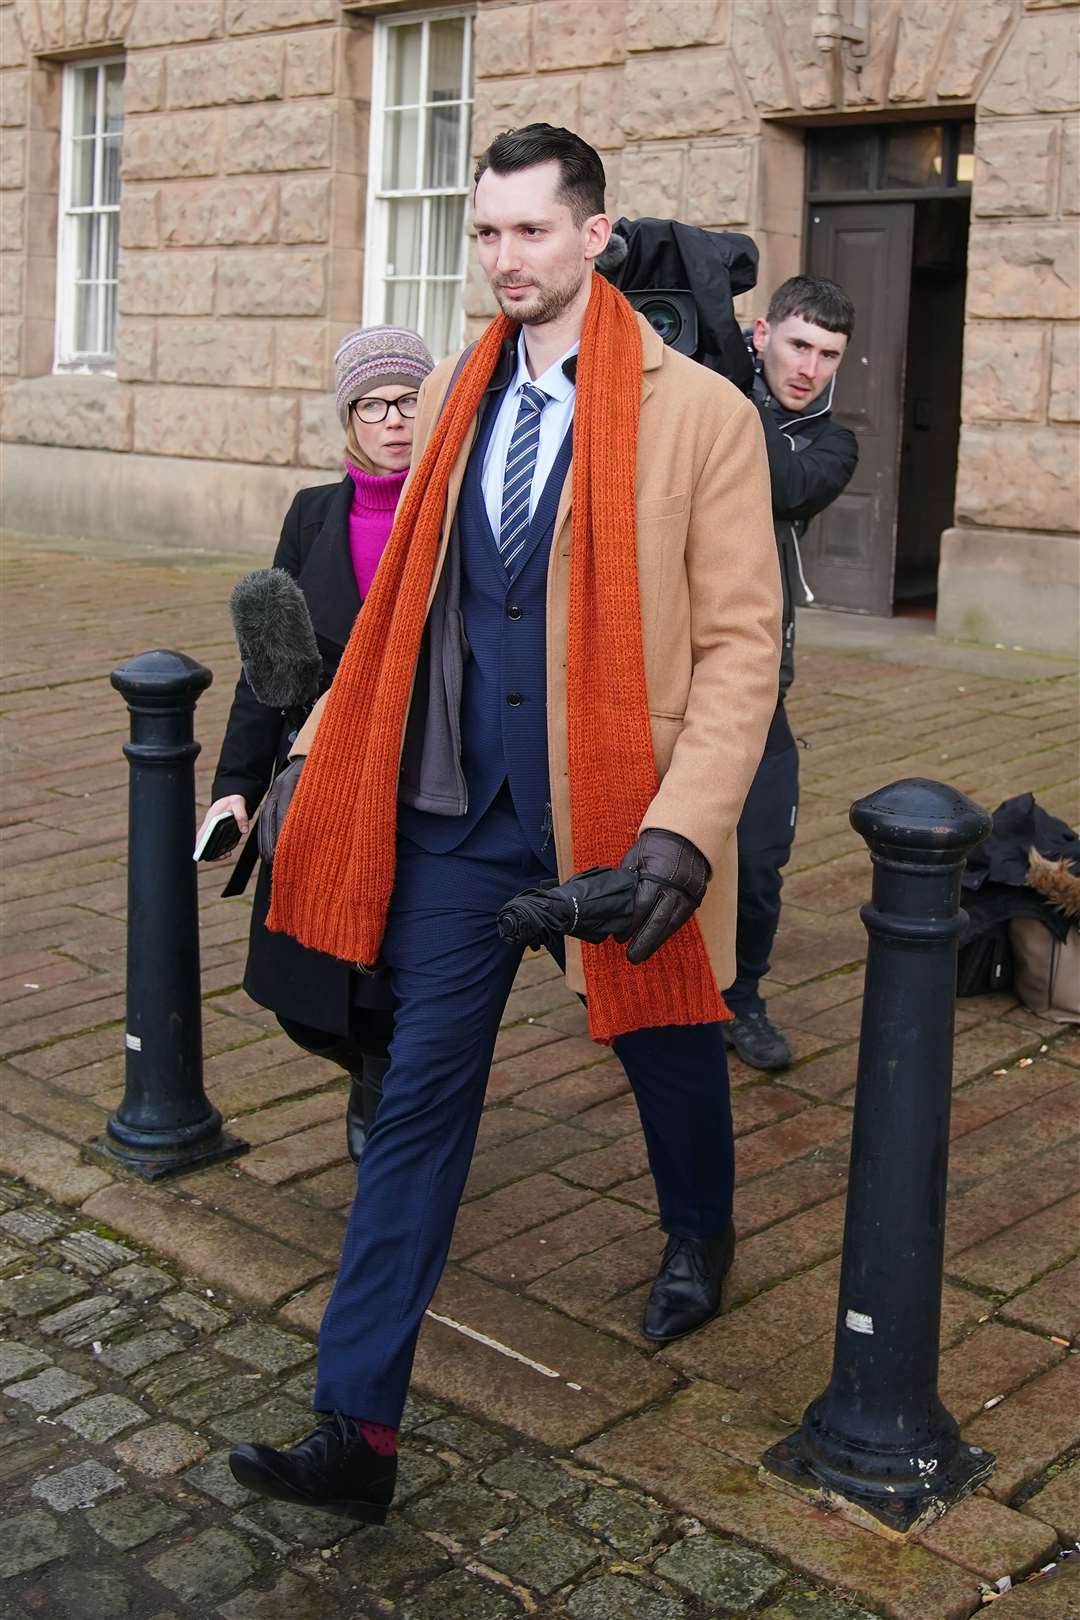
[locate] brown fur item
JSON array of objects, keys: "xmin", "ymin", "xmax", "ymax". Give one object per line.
[{"xmin": 1026, "ymin": 848, "xmax": 1080, "ymax": 920}]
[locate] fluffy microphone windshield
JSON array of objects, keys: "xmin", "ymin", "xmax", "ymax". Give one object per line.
[
  {"xmin": 594, "ymin": 229, "xmax": 629, "ymax": 280},
  {"xmin": 229, "ymin": 568, "xmax": 322, "ymax": 711}
]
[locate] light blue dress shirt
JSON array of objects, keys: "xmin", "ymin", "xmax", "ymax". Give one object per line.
[{"xmin": 481, "ymin": 331, "xmax": 579, "ymax": 538}]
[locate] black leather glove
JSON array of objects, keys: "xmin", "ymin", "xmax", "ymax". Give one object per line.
[
  {"xmin": 257, "ymin": 757, "xmax": 304, "ymax": 866},
  {"xmin": 616, "ymin": 827, "xmax": 711, "ymax": 965}
]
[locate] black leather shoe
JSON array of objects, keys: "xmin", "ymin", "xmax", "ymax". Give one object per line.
[
  {"xmin": 724, "ymin": 1009, "xmax": 792, "ymax": 1071},
  {"xmin": 228, "ymin": 1411, "xmax": 396, "ymax": 1523},
  {"xmin": 345, "ymin": 1075, "xmax": 367, "ymax": 1165},
  {"xmin": 642, "ymin": 1223, "xmax": 735, "ymax": 1343}
]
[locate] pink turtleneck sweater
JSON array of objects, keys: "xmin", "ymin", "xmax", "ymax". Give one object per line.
[{"xmin": 345, "ymin": 461, "xmax": 408, "ymax": 599}]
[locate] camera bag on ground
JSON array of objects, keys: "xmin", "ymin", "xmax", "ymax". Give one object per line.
[
  {"xmin": 1010, "ymin": 851, "xmax": 1080, "ymax": 1022},
  {"xmin": 958, "ymin": 792, "xmax": 1080, "ymax": 1020}
]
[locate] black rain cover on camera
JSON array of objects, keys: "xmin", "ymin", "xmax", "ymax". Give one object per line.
[{"xmin": 603, "ymin": 217, "xmax": 758, "ymax": 393}]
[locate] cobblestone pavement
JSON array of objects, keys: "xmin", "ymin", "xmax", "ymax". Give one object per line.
[
  {"xmin": 0, "ymin": 1175, "xmax": 894, "ymax": 1620},
  {"xmin": 2, "ymin": 536, "xmax": 1079, "ymax": 1619}
]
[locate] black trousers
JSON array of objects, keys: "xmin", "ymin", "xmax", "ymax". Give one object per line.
[{"xmin": 724, "ymin": 702, "xmax": 799, "ymax": 1016}]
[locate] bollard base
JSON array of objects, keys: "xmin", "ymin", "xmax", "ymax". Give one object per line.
[
  {"xmin": 760, "ymin": 1431, "xmax": 995, "ymax": 1541},
  {"xmin": 85, "ymin": 1129, "xmax": 248, "ymax": 1183}
]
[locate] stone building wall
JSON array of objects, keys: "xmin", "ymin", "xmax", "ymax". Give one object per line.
[
  {"xmin": 463, "ymin": 0, "xmax": 1079, "ymax": 653},
  {"xmin": 1, "ymin": 0, "xmax": 370, "ymax": 549},
  {"xmin": 0, "ymin": 0, "xmax": 1077, "ymax": 651},
  {"xmin": 464, "ymin": 0, "xmax": 804, "ymax": 335},
  {"xmin": 940, "ymin": 0, "xmax": 1079, "ymax": 650}
]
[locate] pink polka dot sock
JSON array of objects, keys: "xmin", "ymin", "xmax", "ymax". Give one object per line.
[{"xmin": 349, "ymin": 1417, "xmax": 397, "ymax": 1456}]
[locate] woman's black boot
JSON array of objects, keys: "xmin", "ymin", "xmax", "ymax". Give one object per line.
[
  {"xmin": 361, "ymin": 1052, "xmax": 389, "ymax": 1135},
  {"xmin": 347, "ymin": 1053, "xmax": 388, "ymax": 1165},
  {"xmin": 346, "ymin": 1075, "xmax": 367, "ymax": 1165}
]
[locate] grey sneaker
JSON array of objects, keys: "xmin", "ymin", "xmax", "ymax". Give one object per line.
[{"xmin": 724, "ymin": 1009, "xmax": 792, "ymax": 1071}]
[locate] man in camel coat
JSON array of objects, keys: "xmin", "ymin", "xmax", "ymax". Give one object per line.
[{"xmin": 229, "ymin": 122, "xmax": 781, "ymax": 1527}]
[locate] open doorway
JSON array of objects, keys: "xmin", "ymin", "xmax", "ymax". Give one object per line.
[
  {"xmin": 894, "ymin": 199, "xmax": 969, "ymax": 612},
  {"xmin": 802, "ymin": 120, "xmax": 973, "ymax": 619}
]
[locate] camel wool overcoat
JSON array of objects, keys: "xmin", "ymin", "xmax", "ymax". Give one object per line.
[{"xmin": 293, "ymin": 312, "xmax": 782, "ymax": 999}]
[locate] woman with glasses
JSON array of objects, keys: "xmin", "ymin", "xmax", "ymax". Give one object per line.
[{"xmin": 197, "ymin": 326, "xmax": 434, "ymax": 1164}]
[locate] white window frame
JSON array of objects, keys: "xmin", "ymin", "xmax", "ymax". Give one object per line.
[
  {"xmin": 55, "ymin": 55, "xmax": 124, "ymax": 373},
  {"xmin": 365, "ymin": 7, "xmax": 474, "ymax": 359}
]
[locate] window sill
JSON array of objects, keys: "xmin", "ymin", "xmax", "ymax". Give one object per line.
[{"xmin": 54, "ymin": 362, "xmax": 118, "ymax": 379}]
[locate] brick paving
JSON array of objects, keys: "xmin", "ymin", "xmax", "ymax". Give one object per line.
[{"xmin": 2, "ymin": 535, "xmax": 1079, "ymax": 1618}]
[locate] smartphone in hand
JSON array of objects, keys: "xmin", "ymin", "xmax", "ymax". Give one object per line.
[{"xmin": 193, "ymin": 809, "xmax": 242, "ymax": 862}]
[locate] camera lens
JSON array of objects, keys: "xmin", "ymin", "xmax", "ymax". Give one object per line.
[
  {"xmin": 625, "ymin": 289, "xmax": 698, "ymax": 356},
  {"xmin": 638, "ymin": 297, "xmax": 683, "ymax": 346}
]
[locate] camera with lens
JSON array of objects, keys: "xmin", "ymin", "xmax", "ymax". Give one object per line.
[
  {"xmin": 625, "ymin": 290, "xmax": 699, "ymax": 356},
  {"xmin": 596, "ymin": 218, "xmax": 759, "ymax": 393}
]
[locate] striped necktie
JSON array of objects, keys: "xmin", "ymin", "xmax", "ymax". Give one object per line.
[{"xmin": 498, "ymin": 381, "xmax": 549, "ymax": 573}]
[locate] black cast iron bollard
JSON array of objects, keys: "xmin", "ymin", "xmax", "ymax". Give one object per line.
[
  {"xmin": 762, "ymin": 778, "xmax": 994, "ymax": 1538},
  {"xmin": 90, "ymin": 651, "xmax": 245, "ymax": 1180}
]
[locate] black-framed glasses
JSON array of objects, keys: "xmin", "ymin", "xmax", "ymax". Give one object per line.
[{"xmin": 351, "ymin": 394, "xmax": 419, "ymax": 424}]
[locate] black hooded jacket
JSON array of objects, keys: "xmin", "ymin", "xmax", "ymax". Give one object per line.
[{"xmin": 747, "ymin": 339, "xmax": 859, "ymax": 694}]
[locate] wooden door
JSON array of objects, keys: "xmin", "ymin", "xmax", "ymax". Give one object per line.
[{"xmin": 803, "ymin": 202, "xmax": 914, "ymax": 615}]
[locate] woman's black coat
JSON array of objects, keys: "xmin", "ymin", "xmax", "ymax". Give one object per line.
[{"xmin": 212, "ymin": 474, "xmax": 394, "ymax": 1036}]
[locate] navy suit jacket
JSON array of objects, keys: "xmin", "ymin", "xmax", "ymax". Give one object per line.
[{"xmin": 398, "ymin": 376, "xmax": 572, "ymax": 863}]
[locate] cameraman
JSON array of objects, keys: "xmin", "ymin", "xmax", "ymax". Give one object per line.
[{"xmin": 724, "ymin": 275, "xmax": 858, "ymax": 1071}]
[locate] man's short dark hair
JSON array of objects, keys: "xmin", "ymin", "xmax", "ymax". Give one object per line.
[
  {"xmin": 767, "ymin": 275, "xmax": 855, "ymax": 339},
  {"xmin": 474, "ymin": 124, "xmax": 606, "ymax": 226}
]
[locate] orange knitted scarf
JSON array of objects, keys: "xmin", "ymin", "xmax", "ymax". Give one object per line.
[{"xmin": 267, "ymin": 272, "xmax": 727, "ymax": 1042}]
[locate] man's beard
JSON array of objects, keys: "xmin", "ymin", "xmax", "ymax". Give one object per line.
[{"xmin": 491, "ymin": 266, "xmax": 586, "ymax": 326}]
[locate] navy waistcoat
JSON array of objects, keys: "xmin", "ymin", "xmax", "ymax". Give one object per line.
[{"xmin": 399, "ymin": 380, "xmax": 573, "ymax": 862}]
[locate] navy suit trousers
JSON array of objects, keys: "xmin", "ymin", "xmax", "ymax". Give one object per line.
[{"xmin": 314, "ymin": 788, "xmax": 735, "ymax": 1426}]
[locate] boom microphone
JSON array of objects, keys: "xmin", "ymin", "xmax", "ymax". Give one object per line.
[{"xmin": 229, "ymin": 568, "xmax": 322, "ymax": 710}]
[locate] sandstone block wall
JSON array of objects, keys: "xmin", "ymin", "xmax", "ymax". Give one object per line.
[
  {"xmin": 462, "ymin": 0, "xmax": 1078, "ymax": 652},
  {"xmin": 958, "ymin": 6, "xmax": 1079, "ymax": 539},
  {"xmin": 465, "ymin": 0, "xmax": 800, "ymax": 333},
  {"xmin": 0, "ymin": 0, "xmax": 371, "ymax": 483},
  {"xmin": 461, "ymin": 0, "xmax": 1052, "ymax": 333}
]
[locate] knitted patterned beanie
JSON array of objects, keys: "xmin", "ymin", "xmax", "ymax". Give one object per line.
[{"xmin": 334, "ymin": 326, "xmax": 434, "ymax": 427}]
